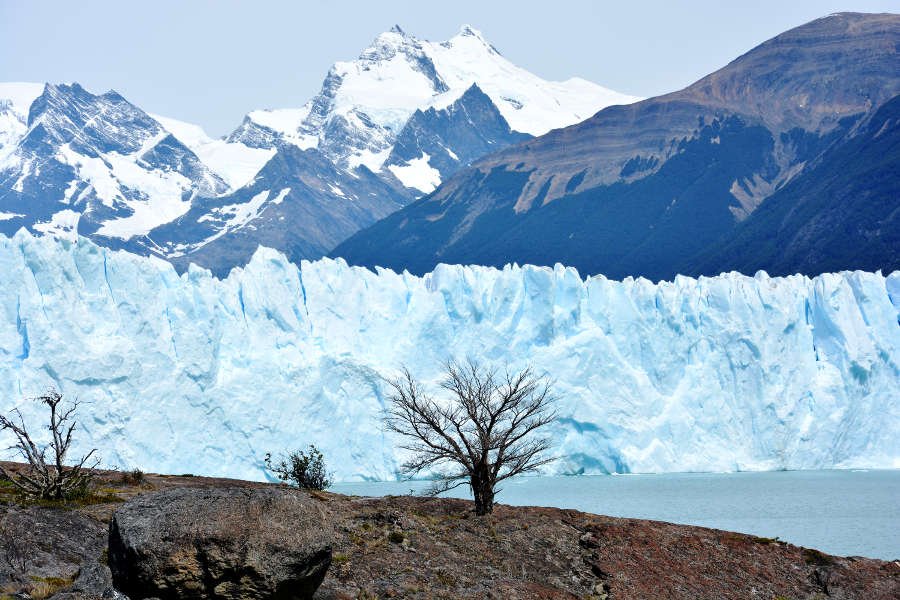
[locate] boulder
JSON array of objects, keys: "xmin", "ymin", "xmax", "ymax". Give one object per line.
[{"xmin": 107, "ymin": 486, "xmax": 332, "ymax": 599}]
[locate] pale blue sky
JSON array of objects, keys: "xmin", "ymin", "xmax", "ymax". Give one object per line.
[{"xmin": 2, "ymin": 1, "xmax": 897, "ymax": 136}]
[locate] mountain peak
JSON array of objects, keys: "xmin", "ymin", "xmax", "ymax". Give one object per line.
[
  {"xmin": 446, "ymin": 24, "xmax": 499, "ymax": 55},
  {"xmin": 365, "ymin": 24, "xmax": 423, "ymax": 59},
  {"xmin": 458, "ymin": 24, "xmax": 483, "ymax": 38}
]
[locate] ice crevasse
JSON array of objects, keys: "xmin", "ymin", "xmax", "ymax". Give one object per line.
[{"xmin": 0, "ymin": 230, "xmax": 897, "ymax": 481}]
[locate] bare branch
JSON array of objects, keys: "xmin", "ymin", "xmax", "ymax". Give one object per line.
[{"xmin": 0, "ymin": 389, "xmax": 99, "ymax": 500}]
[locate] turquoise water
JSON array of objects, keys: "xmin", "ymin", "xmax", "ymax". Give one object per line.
[{"xmin": 332, "ymin": 470, "xmax": 900, "ymax": 560}]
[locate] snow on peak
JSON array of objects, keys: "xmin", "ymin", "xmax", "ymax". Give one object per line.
[
  {"xmin": 151, "ymin": 114, "xmax": 212, "ymax": 147},
  {"xmin": 152, "ymin": 114, "xmax": 276, "ymax": 190},
  {"xmin": 236, "ymin": 25, "xmax": 641, "ymax": 169},
  {"xmin": 425, "ymin": 29, "xmax": 642, "ymax": 136},
  {"xmin": 454, "ymin": 24, "xmax": 495, "ymax": 50},
  {"xmin": 0, "ymin": 82, "xmax": 239, "ymax": 241}
]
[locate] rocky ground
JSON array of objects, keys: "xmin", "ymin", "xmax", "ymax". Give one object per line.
[{"xmin": 0, "ymin": 463, "xmax": 896, "ymax": 599}]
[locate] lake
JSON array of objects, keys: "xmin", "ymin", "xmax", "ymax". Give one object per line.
[{"xmin": 332, "ymin": 469, "xmax": 900, "ymax": 560}]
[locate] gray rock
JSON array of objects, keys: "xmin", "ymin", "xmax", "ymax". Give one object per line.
[
  {"xmin": 108, "ymin": 486, "xmax": 332, "ymax": 600},
  {"xmin": 52, "ymin": 561, "xmax": 118, "ymax": 599},
  {"xmin": 0, "ymin": 504, "xmax": 110, "ymax": 598}
]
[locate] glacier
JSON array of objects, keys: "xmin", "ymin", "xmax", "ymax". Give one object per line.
[{"xmin": 0, "ymin": 230, "xmax": 898, "ymax": 481}]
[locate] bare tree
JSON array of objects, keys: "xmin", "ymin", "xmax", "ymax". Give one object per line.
[
  {"xmin": 0, "ymin": 389, "xmax": 99, "ymax": 500},
  {"xmin": 386, "ymin": 360, "xmax": 557, "ymax": 515}
]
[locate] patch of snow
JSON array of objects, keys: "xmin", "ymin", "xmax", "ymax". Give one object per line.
[
  {"xmin": 31, "ymin": 209, "xmax": 80, "ymax": 240},
  {"xmin": 0, "ymin": 212, "xmax": 23, "ymax": 221},
  {"xmin": 62, "ymin": 179, "xmax": 80, "ymax": 204},
  {"xmin": 190, "ymin": 141, "xmax": 275, "ymax": 190},
  {"xmin": 56, "ymin": 145, "xmax": 119, "ymax": 207},
  {"xmin": 388, "ymin": 152, "xmax": 442, "ymax": 193},
  {"xmin": 11, "ymin": 159, "xmax": 31, "ymax": 192},
  {"xmin": 209, "ymin": 189, "xmax": 270, "ymax": 228},
  {"xmin": 246, "ymin": 107, "xmax": 308, "ymax": 134},
  {"xmin": 198, "ymin": 190, "xmax": 264, "ymax": 225},
  {"xmin": 270, "ymin": 188, "xmax": 290, "ymax": 205},
  {"xmin": 347, "ymin": 147, "xmax": 391, "ymax": 172},
  {"xmin": 192, "ymin": 188, "xmax": 290, "ymax": 250}
]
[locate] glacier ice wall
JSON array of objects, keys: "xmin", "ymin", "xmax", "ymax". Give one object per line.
[{"xmin": 0, "ymin": 231, "xmax": 898, "ymax": 481}]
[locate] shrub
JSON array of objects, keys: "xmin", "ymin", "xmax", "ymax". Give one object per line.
[
  {"xmin": 119, "ymin": 468, "xmax": 145, "ymax": 485},
  {"xmin": 265, "ymin": 445, "xmax": 332, "ymax": 490}
]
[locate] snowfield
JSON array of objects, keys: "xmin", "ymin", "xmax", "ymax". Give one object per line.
[
  {"xmin": 0, "ymin": 231, "xmax": 897, "ymax": 481},
  {"xmin": 151, "ymin": 114, "xmax": 276, "ymax": 190}
]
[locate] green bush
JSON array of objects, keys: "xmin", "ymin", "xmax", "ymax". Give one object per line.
[{"xmin": 265, "ymin": 445, "xmax": 332, "ymax": 490}]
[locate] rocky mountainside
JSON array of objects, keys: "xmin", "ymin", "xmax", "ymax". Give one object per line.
[
  {"xmin": 0, "ymin": 26, "xmax": 640, "ymax": 276},
  {"xmin": 334, "ymin": 13, "xmax": 900, "ymax": 280},
  {"xmin": 690, "ymin": 92, "xmax": 900, "ymax": 277},
  {"xmin": 0, "ymin": 83, "xmax": 231, "ymax": 241},
  {"xmin": 1, "ymin": 468, "xmax": 897, "ymax": 600}
]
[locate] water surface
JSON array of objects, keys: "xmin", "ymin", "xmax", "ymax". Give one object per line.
[{"xmin": 332, "ymin": 469, "xmax": 899, "ymax": 560}]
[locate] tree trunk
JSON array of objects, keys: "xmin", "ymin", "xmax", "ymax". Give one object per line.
[{"xmin": 471, "ymin": 467, "xmax": 495, "ymax": 516}]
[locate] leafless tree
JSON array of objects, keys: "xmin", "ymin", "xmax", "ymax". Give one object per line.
[
  {"xmin": 386, "ymin": 360, "xmax": 557, "ymax": 515},
  {"xmin": 0, "ymin": 389, "xmax": 99, "ymax": 500}
]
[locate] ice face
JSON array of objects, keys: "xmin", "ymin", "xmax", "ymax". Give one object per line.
[{"xmin": 0, "ymin": 230, "xmax": 897, "ymax": 481}]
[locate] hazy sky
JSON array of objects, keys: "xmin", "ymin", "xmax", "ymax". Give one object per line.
[{"xmin": 2, "ymin": 1, "xmax": 897, "ymax": 136}]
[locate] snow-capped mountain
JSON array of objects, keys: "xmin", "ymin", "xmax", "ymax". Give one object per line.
[
  {"xmin": 227, "ymin": 24, "xmax": 640, "ymax": 192},
  {"xmin": 1, "ymin": 26, "xmax": 638, "ymax": 275},
  {"xmin": 141, "ymin": 24, "xmax": 639, "ymax": 274},
  {"xmin": 1, "ymin": 231, "xmax": 897, "ymax": 481},
  {"xmin": 0, "ymin": 82, "xmax": 231, "ymax": 241}
]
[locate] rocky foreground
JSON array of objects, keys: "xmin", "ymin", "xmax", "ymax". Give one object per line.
[{"xmin": 0, "ymin": 466, "xmax": 897, "ymax": 600}]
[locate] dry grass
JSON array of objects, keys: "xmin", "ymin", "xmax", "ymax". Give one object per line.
[{"xmin": 27, "ymin": 576, "xmax": 75, "ymax": 599}]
